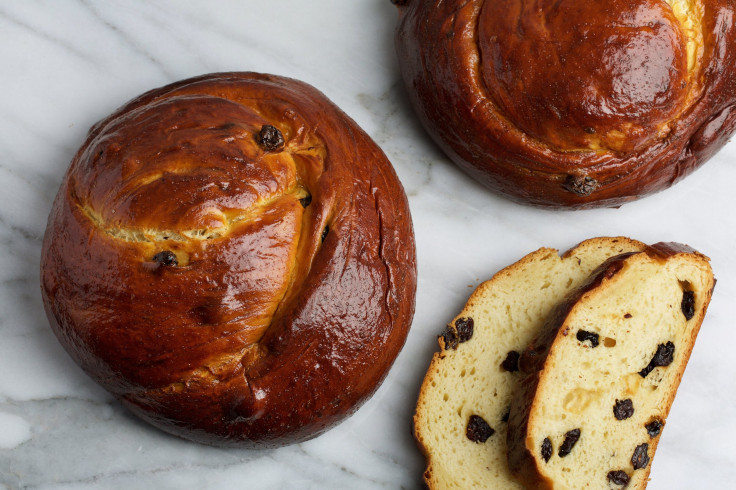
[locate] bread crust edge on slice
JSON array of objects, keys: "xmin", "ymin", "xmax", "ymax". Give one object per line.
[
  {"xmin": 413, "ymin": 237, "xmax": 648, "ymax": 489},
  {"xmin": 506, "ymin": 243, "xmax": 715, "ymax": 490},
  {"xmin": 413, "ymin": 246, "xmax": 559, "ymax": 488}
]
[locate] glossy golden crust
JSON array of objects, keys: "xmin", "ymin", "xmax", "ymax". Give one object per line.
[
  {"xmin": 394, "ymin": 0, "xmax": 736, "ymax": 208},
  {"xmin": 40, "ymin": 72, "xmax": 417, "ymax": 447}
]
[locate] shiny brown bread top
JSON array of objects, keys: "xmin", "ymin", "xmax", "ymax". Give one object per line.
[
  {"xmin": 40, "ymin": 72, "xmax": 417, "ymax": 447},
  {"xmin": 394, "ymin": 0, "xmax": 736, "ymax": 208}
]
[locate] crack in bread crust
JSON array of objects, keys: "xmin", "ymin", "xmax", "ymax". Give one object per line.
[{"xmin": 76, "ymin": 186, "xmax": 312, "ymax": 243}]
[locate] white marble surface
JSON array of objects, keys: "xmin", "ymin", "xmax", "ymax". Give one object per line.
[{"xmin": 1, "ymin": 1, "xmax": 735, "ymax": 488}]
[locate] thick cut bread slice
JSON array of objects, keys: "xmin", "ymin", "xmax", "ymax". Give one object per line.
[
  {"xmin": 413, "ymin": 237, "xmax": 647, "ymax": 489},
  {"xmin": 507, "ymin": 243, "xmax": 715, "ymax": 489}
]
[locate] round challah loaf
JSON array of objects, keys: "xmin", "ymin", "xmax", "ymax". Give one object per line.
[
  {"xmin": 40, "ymin": 72, "xmax": 417, "ymax": 447},
  {"xmin": 394, "ymin": 0, "xmax": 736, "ymax": 208}
]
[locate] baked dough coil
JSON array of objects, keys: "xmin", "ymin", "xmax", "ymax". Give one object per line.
[
  {"xmin": 40, "ymin": 72, "xmax": 417, "ymax": 447},
  {"xmin": 394, "ymin": 0, "xmax": 736, "ymax": 208}
]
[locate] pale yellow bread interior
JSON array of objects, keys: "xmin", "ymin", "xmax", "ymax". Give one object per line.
[
  {"xmin": 516, "ymin": 248, "xmax": 714, "ymax": 489},
  {"xmin": 413, "ymin": 237, "xmax": 647, "ymax": 489}
]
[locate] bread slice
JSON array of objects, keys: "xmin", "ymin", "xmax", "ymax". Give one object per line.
[
  {"xmin": 413, "ymin": 237, "xmax": 647, "ymax": 489},
  {"xmin": 507, "ymin": 243, "xmax": 715, "ymax": 489}
]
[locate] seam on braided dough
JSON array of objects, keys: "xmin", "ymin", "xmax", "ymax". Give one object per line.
[{"xmin": 75, "ymin": 187, "xmax": 307, "ymax": 243}]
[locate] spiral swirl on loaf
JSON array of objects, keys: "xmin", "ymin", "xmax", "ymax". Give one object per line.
[
  {"xmin": 40, "ymin": 72, "xmax": 417, "ymax": 447},
  {"xmin": 395, "ymin": 0, "xmax": 736, "ymax": 208}
]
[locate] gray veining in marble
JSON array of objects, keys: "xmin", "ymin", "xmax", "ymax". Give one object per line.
[{"xmin": 2, "ymin": 1, "xmax": 736, "ymax": 489}]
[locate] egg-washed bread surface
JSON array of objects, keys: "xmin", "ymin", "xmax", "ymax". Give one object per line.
[
  {"xmin": 507, "ymin": 243, "xmax": 715, "ymax": 489},
  {"xmin": 394, "ymin": 0, "xmax": 736, "ymax": 208},
  {"xmin": 413, "ymin": 237, "xmax": 647, "ymax": 489},
  {"xmin": 40, "ymin": 72, "xmax": 417, "ymax": 448}
]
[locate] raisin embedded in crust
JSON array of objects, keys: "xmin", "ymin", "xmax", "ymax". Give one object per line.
[
  {"xmin": 645, "ymin": 419, "xmax": 663, "ymax": 438},
  {"xmin": 455, "ymin": 317, "xmax": 474, "ymax": 343},
  {"xmin": 501, "ymin": 350, "xmax": 520, "ymax": 372},
  {"xmin": 541, "ymin": 437, "xmax": 553, "ymax": 463},
  {"xmin": 257, "ymin": 124, "xmax": 285, "ymax": 151},
  {"xmin": 639, "ymin": 341, "xmax": 675, "ymax": 378},
  {"xmin": 440, "ymin": 326, "xmax": 458, "ymax": 350},
  {"xmin": 466, "ymin": 414, "xmax": 494, "ymax": 443},
  {"xmin": 576, "ymin": 329, "xmax": 600, "ymax": 347},
  {"xmin": 299, "ymin": 194, "xmax": 312, "ymax": 208},
  {"xmin": 563, "ymin": 174, "xmax": 599, "ymax": 196},
  {"xmin": 558, "ymin": 428, "xmax": 581, "ymax": 457},
  {"xmin": 152, "ymin": 251, "xmax": 178, "ymax": 267},
  {"xmin": 613, "ymin": 399, "xmax": 634, "ymax": 420},
  {"xmin": 681, "ymin": 290, "xmax": 695, "ymax": 320},
  {"xmin": 631, "ymin": 443, "xmax": 650, "ymax": 470},
  {"xmin": 607, "ymin": 470, "xmax": 630, "ymax": 486},
  {"xmin": 440, "ymin": 318, "xmax": 474, "ymax": 350}
]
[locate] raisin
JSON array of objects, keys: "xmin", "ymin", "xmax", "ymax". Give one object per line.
[
  {"xmin": 584, "ymin": 126, "xmax": 596, "ymax": 134},
  {"xmin": 607, "ymin": 470, "xmax": 630, "ymax": 486},
  {"xmin": 624, "ymin": 313, "xmax": 632, "ymax": 319},
  {"xmin": 455, "ymin": 317, "xmax": 474, "ymax": 343},
  {"xmin": 152, "ymin": 251, "xmax": 178, "ymax": 267},
  {"xmin": 321, "ymin": 225, "xmax": 329, "ymax": 242},
  {"xmin": 639, "ymin": 342, "xmax": 675, "ymax": 378},
  {"xmin": 645, "ymin": 419, "xmax": 663, "ymax": 438},
  {"xmin": 466, "ymin": 415, "xmax": 494, "ymax": 443},
  {"xmin": 299, "ymin": 194, "xmax": 312, "ymax": 208},
  {"xmin": 613, "ymin": 399, "xmax": 634, "ymax": 420},
  {"xmin": 501, "ymin": 351, "xmax": 520, "ymax": 372},
  {"xmin": 257, "ymin": 124, "xmax": 284, "ymax": 151},
  {"xmin": 441, "ymin": 326, "xmax": 458, "ymax": 350},
  {"xmin": 652, "ymin": 341, "xmax": 675, "ymax": 366},
  {"xmin": 563, "ymin": 174, "xmax": 599, "ymax": 196},
  {"xmin": 638, "ymin": 364, "xmax": 654, "ymax": 378},
  {"xmin": 501, "ymin": 408, "xmax": 510, "ymax": 423},
  {"xmin": 681, "ymin": 290, "xmax": 695, "ymax": 320},
  {"xmin": 631, "ymin": 443, "xmax": 650, "ymax": 470},
  {"xmin": 541, "ymin": 437, "xmax": 553, "ymax": 463},
  {"xmin": 558, "ymin": 428, "xmax": 581, "ymax": 457},
  {"xmin": 576, "ymin": 329, "xmax": 600, "ymax": 347}
]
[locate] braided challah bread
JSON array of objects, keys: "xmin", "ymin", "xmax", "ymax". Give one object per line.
[{"xmin": 40, "ymin": 72, "xmax": 417, "ymax": 447}]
